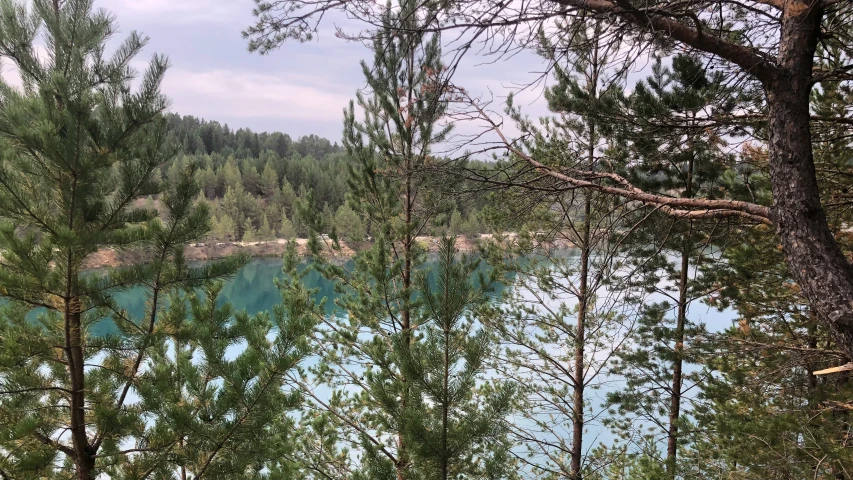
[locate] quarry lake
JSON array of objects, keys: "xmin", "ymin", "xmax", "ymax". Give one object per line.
[
  {"xmin": 95, "ymin": 252, "xmax": 736, "ymax": 336},
  {"xmin": 93, "ymin": 254, "xmax": 509, "ymax": 337}
]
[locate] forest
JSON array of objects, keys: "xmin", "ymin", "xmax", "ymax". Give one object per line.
[
  {"xmin": 0, "ymin": 0, "xmax": 851, "ymax": 479},
  {"xmin": 158, "ymin": 114, "xmax": 489, "ymax": 243}
]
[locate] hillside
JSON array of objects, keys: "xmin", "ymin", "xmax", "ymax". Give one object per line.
[{"xmin": 158, "ymin": 113, "xmax": 491, "ymax": 243}]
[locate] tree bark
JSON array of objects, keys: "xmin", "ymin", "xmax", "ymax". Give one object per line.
[
  {"xmin": 766, "ymin": 1, "xmax": 853, "ymax": 360},
  {"xmin": 666, "ymin": 248, "xmax": 689, "ymax": 476},
  {"xmin": 554, "ymin": 0, "xmax": 853, "ymax": 360},
  {"xmin": 571, "ymin": 193, "xmax": 590, "ymax": 480},
  {"xmin": 666, "ymin": 117, "xmax": 696, "ymax": 477},
  {"xmin": 395, "ymin": 44, "xmax": 416, "ymax": 480},
  {"xmin": 570, "ymin": 58, "xmax": 599, "ymax": 476},
  {"xmin": 67, "ymin": 288, "xmax": 94, "ymax": 478}
]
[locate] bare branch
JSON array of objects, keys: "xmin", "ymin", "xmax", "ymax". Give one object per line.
[{"xmin": 465, "ymin": 95, "xmax": 773, "ymax": 225}]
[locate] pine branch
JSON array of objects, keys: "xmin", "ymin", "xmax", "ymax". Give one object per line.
[
  {"xmin": 467, "ymin": 95, "xmax": 773, "ymax": 225},
  {"xmin": 289, "ymin": 374, "xmax": 400, "ymax": 466},
  {"xmin": 33, "ymin": 431, "xmax": 76, "ymax": 459},
  {"xmin": 551, "ymin": 0, "xmax": 777, "ymax": 82}
]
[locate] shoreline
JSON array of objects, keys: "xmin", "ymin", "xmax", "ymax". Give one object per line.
[{"xmin": 82, "ymin": 234, "xmax": 578, "ymax": 269}]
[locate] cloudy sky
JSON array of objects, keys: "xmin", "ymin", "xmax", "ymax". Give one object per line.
[{"xmin": 106, "ymin": 0, "xmax": 556, "ymax": 143}]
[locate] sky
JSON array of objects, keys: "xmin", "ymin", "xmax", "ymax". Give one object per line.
[{"xmin": 107, "ymin": 0, "xmax": 557, "ymax": 144}]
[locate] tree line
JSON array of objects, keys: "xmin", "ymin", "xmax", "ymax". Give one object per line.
[{"xmin": 155, "ymin": 115, "xmax": 490, "ymax": 243}]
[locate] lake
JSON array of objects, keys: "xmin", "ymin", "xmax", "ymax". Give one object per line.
[
  {"xmin": 99, "ymin": 253, "xmax": 737, "ymax": 337},
  {"xmin": 97, "ymin": 255, "xmax": 505, "ymax": 336},
  {"xmin": 93, "ymin": 253, "xmax": 737, "ymax": 461}
]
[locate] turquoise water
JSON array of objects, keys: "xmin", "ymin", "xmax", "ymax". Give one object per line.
[
  {"xmin": 95, "ymin": 258, "xmax": 346, "ymax": 336},
  {"xmin": 94, "ymin": 255, "xmax": 506, "ymax": 336},
  {"xmin": 97, "ymin": 253, "xmax": 735, "ymax": 335}
]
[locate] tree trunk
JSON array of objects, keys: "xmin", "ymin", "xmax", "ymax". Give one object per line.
[
  {"xmin": 442, "ymin": 299, "xmax": 450, "ymax": 480},
  {"xmin": 571, "ymin": 193, "xmax": 591, "ymax": 480},
  {"xmin": 67, "ymin": 294, "xmax": 94, "ymax": 479},
  {"xmin": 570, "ymin": 73, "xmax": 597, "ymax": 476},
  {"xmin": 666, "ymin": 249, "xmax": 688, "ymax": 476},
  {"xmin": 396, "ymin": 46, "xmax": 416, "ymax": 479},
  {"xmin": 396, "ymin": 169, "xmax": 412, "ymax": 480},
  {"xmin": 666, "ymin": 124, "xmax": 696, "ymax": 477},
  {"xmin": 768, "ymin": 1, "xmax": 853, "ymax": 360}
]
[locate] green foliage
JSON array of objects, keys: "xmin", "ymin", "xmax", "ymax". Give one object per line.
[
  {"xmin": 5, "ymin": 1, "xmax": 851, "ymax": 479},
  {"xmin": 213, "ymin": 213, "xmax": 237, "ymax": 241},
  {"xmin": 102, "ymin": 273, "xmax": 314, "ymax": 478},
  {"xmin": 259, "ymin": 213, "xmax": 276, "ymax": 240},
  {"xmin": 602, "ymin": 54, "xmax": 741, "ymax": 475},
  {"xmin": 399, "ymin": 238, "xmax": 515, "ymax": 480},
  {"xmin": 278, "ymin": 211, "xmax": 297, "ymax": 239},
  {"xmin": 261, "ymin": 161, "xmax": 280, "ymax": 197},
  {"xmin": 0, "ymin": 2, "xmax": 312, "ymax": 477},
  {"xmin": 334, "ymin": 204, "xmax": 366, "ymax": 244},
  {"xmin": 160, "ymin": 116, "xmax": 487, "ymax": 243},
  {"xmin": 242, "ymin": 216, "xmax": 257, "ymax": 242},
  {"xmin": 448, "ymin": 209, "xmax": 463, "ymax": 236},
  {"xmin": 291, "ymin": 3, "xmax": 517, "ymax": 478}
]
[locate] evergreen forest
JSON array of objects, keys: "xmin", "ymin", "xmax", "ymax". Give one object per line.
[{"xmin": 0, "ymin": 0, "xmax": 852, "ymax": 479}]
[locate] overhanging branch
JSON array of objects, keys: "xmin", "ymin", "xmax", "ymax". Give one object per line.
[{"xmin": 466, "ymin": 96, "xmax": 773, "ymax": 225}]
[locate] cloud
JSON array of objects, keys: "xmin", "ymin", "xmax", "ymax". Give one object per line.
[
  {"xmin": 109, "ymin": 0, "xmax": 247, "ymax": 25},
  {"xmin": 162, "ymin": 68, "xmax": 353, "ymax": 124}
]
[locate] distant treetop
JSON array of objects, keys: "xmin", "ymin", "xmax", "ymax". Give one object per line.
[{"xmin": 163, "ymin": 113, "xmax": 342, "ymax": 159}]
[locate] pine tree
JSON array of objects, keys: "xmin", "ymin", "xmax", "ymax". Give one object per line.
[
  {"xmin": 398, "ymin": 238, "xmax": 515, "ymax": 480},
  {"xmin": 261, "ymin": 160, "xmax": 280, "ymax": 197},
  {"xmin": 459, "ymin": 210, "xmax": 482, "ymax": 238},
  {"xmin": 605, "ymin": 54, "xmax": 739, "ymax": 475},
  {"xmin": 100, "ymin": 248, "xmax": 315, "ymax": 478},
  {"xmin": 279, "ymin": 211, "xmax": 296, "ymax": 240},
  {"xmin": 222, "ymin": 155, "xmax": 243, "ymax": 191},
  {"xmin": 167, "ymin": 156, "xmax": 186, "ymax": 187},
  {"xmin": 448, "ymin": 209, "xmax": 463, "ymax": 237},
  {"xmin": 259, "ymin": 213, "xmax": 276, "ymax": 240},
  {"xmin": 333, "ymin": 203, "xmax": 366, "ymax": 245},
  {"xmin": 221, "ymin": 184, "xmax": 243, "ymax": 226},
  {"xmin": 275, "ymin": 178, "xmax": 297, "ymax": 215},
  {"xmin": 319, "ymin": 0, "xmax": 448, "ymax": 473},
  {"xmin": 488, "ymin": 20, "xmax": 633, "ymax": 479},
  {"xmin": 290, "ymin": 1, "xmax": 513, "ymax": 477},
  {"xmin": 0, "ymin": 3, "xmax": 256, "ymax": 476},
  {"xmin": 242, "ymin": 217, "xmax": 257, "ymax": 242},
  {"xmin": 241, "ymin": 158, "xmax": 262, "ymax": 194},
  {"xmin": 200, "ymin": 163, "xmax": 218, "ymax": 198},
  {"xmin": 216, "ymin": 213, "xmax": 237, "ymax": 241},
  {"xmin": 678, "ymin": 42, "xmax": 853, "ymax": 479},
  {"xmin": 321, "ymin": 203, "xmax": 335, "ymax": 235}
]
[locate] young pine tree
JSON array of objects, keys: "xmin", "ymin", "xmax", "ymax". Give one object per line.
[
  {"xmin": 99, "ymin": 246, "xmax": 315, "ymax": 478},
  {"xmin": 605, "ymin": 55, "xmax": 740, "ymax": 476},
  {"xmin": 258, "ymin": 213, "xmax": 276, "ymax": 240},
  {"xmin": 261, "ymin": 161, "xmax": 281, "ymax": 198},
  {"xmin": 279, "ymin": 211, "xmax": 296, "ymax": 240},
  {"xmin": 0, "ymin": 2, "xmax": 310, "ymax": 478},
  {"xmin": 487, "ymin": 20, "xmax": 633, "ymax": 479},
  {"xmin": 242, "ymin": 217, "xmax": 257, "ymax": 242},
  {"xmin": 398, "ymin": 238, "xmax": 515, "ymax": 480},
  {"xmin": 0, "ymin": 1, "xmax": 173, "ymax": 476},
  {"xmin": 292, "ymin": 1, "xmax": 513, "ymax": 478}
]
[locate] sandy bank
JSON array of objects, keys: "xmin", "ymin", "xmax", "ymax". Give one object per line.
[{"xmin": 82, "ymin": 233, "xmax": 576, "ymax": 269}]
